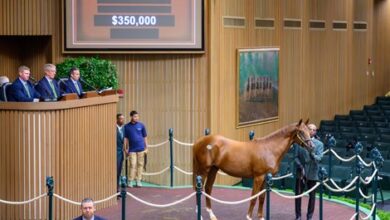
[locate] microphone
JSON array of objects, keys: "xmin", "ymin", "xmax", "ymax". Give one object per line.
[
  {"xmin": 29, "ymin": 75, "xmax": 38, "ymax": 84},
  {"xmin": 80, "ymin": 77, "xmax": 98, "ymax": 91}
]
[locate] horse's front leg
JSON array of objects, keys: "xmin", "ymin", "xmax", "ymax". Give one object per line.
[
  {"xmin": 246, "ymin": 175, "xmax": 264, "ymax": 220},
  {"xmin": 257, "ymin": 180, "xmax": 266, "ymax": 220}
]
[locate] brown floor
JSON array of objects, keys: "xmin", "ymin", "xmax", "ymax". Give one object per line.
[{"xmin": 96, "ymin": 187, "xmax": 362, "ymax": 220}]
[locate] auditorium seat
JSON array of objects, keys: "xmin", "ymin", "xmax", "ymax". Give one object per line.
[
  {"xmin": 335, "ymin": 115, "xmax": 350, "ymax": 121},
  {"xmin": 351, "ymin": 114, "xmax": 369, "ymax": 121},
  {"xmin": 377, "ymin": 99, "xmax": 390, "ymax": 106},
  {"xmin": 339, "ymin": 126, "xmax": 357, "ymax": 133},
  {"xmin": 370, "ymin": 115, "xmax": 388, "ymax": 122},
  {"xmin": 320, "ymin": 120, "xmax": 337, "ymax": 127},
  {"xmin": 0, "ymin": 82, "xmax": 11, "ymax": 101},
  {"xmin": 350, "ymin": 110, "xmax": 365, "ymax": 116},
  {"xmin": 365, "ymin": 109, "xmax": 383, "ymax": 116},
  {"xmin": 358, "ymin": 133, "xmax": 378, "ymax": 144},
  {"xmin": 373, "ymin": 141, "xmax": 390, "ymax": 151},
  {"xmin": 373, "ymin": 121, "xmax": 388, "ymax": 128},
  {"xmin": 379, "ymin": 160, "xmax": 390, "ymax": 190},
  {"xmin": 377, "ymin": 127, "xmax": 390, "ymax": 135},
  {"xmin": 364, "ymin": 105, "xmax": 381, "ymax": 111},
  {"xmin": 355, "ymin": 121, "xmax": 372, "ymax": 127},
  {"xmin": 358, "ymin": 127, "xmax": 375, "ymax": 134},
  {"xmin": 338, "ymin": 120, "xmax": 354, "ymax": 127},
  {"xmin": 380, "ymin": 134, "xmax": 390, "ymax": 143},
  {"xmin": 380, "ymin": 105, "xmax": 390, "ymax": 111}
]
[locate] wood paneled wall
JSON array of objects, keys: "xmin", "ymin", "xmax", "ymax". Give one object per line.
[
  {"xmin": 374, "ymin": 0, "xmax": 390, "ymax": 93},
  {"xmin": 0, "ymin": 96, "xmax": 118, "ymax": 219},
  {"xmin": 0, "ymin": 0, "xmax": 389, "ymax": 191},
  {"xmin": 210, "ymin": 0, "xmax": 386, "ymax": 139}
]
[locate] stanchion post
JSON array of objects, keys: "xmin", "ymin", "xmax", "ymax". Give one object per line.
[
  {"xmin": 265, "ymin": 173, "xmax": 272, "ymax": 220},
  {"xmin": 204, "ymin": 128, "xmax": 210, "ymax": 136},
  {"xmin": 196, "ymin": 176, "xmax": 202, "ymax": 220},
  {"xmin": 372, "ymin": 166, "xmax": 378, "ymax": 220},
  {"xmin": 46, "ymin": 176, "xmax": 54, "ymax": 220},
  {"xmin": 354, "ymin": 143, "xmax": 363, "ymax": 220},
  {"xmin": 327, "ymin": 135, "xmax": 333, "ymax": 199},
  {"xmin": 120, "ymin": 176, "xmax": 127, "ymax": 220},
  {"xmin": 169, "ymin": 128, "xmax": 174, "ymax": 188},
  {"xmin": 371, "ymin": 148, "xmax": 383, "ymax": 220},
  {"xmin": 318, "ymin": 168, "xmax": 327, "ymax": 220}
]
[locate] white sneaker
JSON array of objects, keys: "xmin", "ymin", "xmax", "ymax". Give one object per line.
[
  {"xmin": 127, "ymin": 180, "xmax": 134, "ymax": 188},
  {"xmin": 136, "ymin": 180, "xmax": 142, "ymax": 187}
]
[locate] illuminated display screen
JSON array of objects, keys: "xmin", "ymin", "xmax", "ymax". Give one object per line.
[{"xmin": 64, "ymin": 0, "xmax": 204, "ymax": 52}]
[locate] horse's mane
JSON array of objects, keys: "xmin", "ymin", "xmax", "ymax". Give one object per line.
[{"xmin": 253, "ymin": 123, "xmax": 296, "ymax": 143}]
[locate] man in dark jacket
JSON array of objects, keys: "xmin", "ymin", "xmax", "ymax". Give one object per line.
[
  {"xmin": 73, "ymin": 198, "xmax": 107, "ymax": 220},
  {"xmin": 294, "ymin": 124, "xmax": 324, "ymax": 220}
]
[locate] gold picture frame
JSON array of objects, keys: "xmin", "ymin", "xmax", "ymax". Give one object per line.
[{"xmin": 237, "ymin": 48, "xmax": 279, "ymax": 127}]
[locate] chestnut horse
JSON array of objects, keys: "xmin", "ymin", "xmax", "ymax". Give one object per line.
[{"xmin": 192, "ymin": 120, "xmax": 314, "ymax": 220}]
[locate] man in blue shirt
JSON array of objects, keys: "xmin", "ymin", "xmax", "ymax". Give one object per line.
[
  {"xmin": 8, "ymin": 66, "xmax": 41, "ymax": 102},
  {"xmin": 124, "ymin": 110, "xmax": 148, "ymax": 187}
]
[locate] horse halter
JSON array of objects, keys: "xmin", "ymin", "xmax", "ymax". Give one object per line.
[{"xmin": 295, "ymin": 130, "xmax": 312, "ymax": 148}]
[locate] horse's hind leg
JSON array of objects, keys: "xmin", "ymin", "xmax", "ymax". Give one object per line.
[
  {"xmin": 257, "ymin": 180, "xmax": 266, "ymax": 220},
  {"xmin": 246, "ymin": 175, "xmax": 264, "ymax": 220},
  {"xmin": 205, "ymin": 166, "xmax": 218, "ymax": 220}
]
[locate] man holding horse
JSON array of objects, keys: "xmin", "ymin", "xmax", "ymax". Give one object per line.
[{"xmin": 294, "ymin": 123, "xmax": 323, "ymax": 220}]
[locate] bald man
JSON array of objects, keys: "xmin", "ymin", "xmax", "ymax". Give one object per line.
[
  {"xmin": 294, "ymin": 124, "xmax": 323, "ymax": 220},
  {"xmin": 73, "ymin": 198, "xmax": 107, "ymax": 220}
]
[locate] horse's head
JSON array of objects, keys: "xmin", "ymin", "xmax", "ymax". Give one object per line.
[{"xmin": 293, "ymin": 119, "xmax": 314, "ymax": 151}]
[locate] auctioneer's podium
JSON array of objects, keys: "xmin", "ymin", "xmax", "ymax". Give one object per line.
[{"xmin": 0, "ymin": 93, "xmax": 118, "ymax": 219}]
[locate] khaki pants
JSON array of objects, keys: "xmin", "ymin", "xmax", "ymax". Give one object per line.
[{"xmin": 128, "ymin": 151, "xmax": 145, "ymax": 181}]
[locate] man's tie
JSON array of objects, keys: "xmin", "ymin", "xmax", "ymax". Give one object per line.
[
  {"xmin": 49, "ymin": 80, "xmax": 58, "ymax": 99},
  {"xmin": 23, "ymin": 83, "xmax": 31, "ymax": 98},
  {"xmin": 74, "ymin": 81, "xmax": 80, "ymax": 95}
]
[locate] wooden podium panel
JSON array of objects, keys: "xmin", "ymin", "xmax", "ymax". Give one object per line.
[
  {"xmin": 60, "ymin": 93, "xmax": 79, "ymax": 101},
  {"xmin": 0, "ymin": 95, "xmax": 119, "ymax": 219},
  {"xmin": 81, "ymin": 91, "xmax": 99, "ymax": 98}
]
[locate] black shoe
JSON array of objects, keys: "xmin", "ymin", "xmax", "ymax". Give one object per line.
[{"xmin": 295, "ymin": 217, "xmax": 301, "ymax": 220}]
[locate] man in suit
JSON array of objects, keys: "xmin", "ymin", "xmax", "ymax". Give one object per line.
[
  {"xmin": 116, "ymin": 113, "xmax": 125, "ymax": 191},
  {"xmin": 294, "ymin": 124, "xmax": 324, "ymax": 220},
  {"xmin": 35, "ymin": 63, "xmax": 62, "ymax": 101},
  {"xmin": 7, "ymin": 66, "xmax": 40, "ymax": 102},
  {"xmin": 73, "ymin": 198, "xmax": 106, "ymax": 220},
  {"xmin": 63, "ymin": 67, "xmax": 84, "ymax": 97}
]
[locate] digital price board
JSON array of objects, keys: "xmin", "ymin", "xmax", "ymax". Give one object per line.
[{"xmin": 63, "ymin": 0, "xmax": 204, "ymax": 52}]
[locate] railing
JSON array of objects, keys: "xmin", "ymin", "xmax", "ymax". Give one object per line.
[{"xmin": 0, "ymin": 132, "xmax": 383, "ymax": 220}]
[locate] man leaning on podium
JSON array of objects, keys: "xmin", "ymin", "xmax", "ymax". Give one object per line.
[
  {"xmin": 35, "ymin": 63, "xmax": 63, "ymax": 101},
  {"xmin": 63, "ymin": 67, "xmax": 84, "ymax": 97},
  {"xmin": 8, "ymin": 65, "xmax": 40, "ymax": 102}
]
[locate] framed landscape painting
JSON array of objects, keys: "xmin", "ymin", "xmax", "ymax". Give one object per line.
[{"xmin": 237, "ymin": 48, "xmax": 279, "ymax": 127}]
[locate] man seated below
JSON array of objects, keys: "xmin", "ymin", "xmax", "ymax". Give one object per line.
[
  {"xmin": 63, "ymin": 67, "xmax": 84, "ymax": 97},
  {"xmin": 7, "ymin": 66, "xmax": 40, "ymax": 102},
  {"xmin": 35, "ymin": 63, "xmax": 62, "ymax": 101},
  {"xmin": 73, "ymin": 198, "xmax": 107, "ymax": 220},
  {"xmin": 0, "ymin": 76, "xmax": 10, "ymax": 101}
]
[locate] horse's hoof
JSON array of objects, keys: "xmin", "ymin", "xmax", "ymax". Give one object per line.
[
  {"xmin": 210, "ymin": 216, "xmax": 217, "ymax": 220},
  {"xmin": 259, "ymin": 218, "xmax": 265, "ymax": 220},
  {"xmin": 246, "ymin": 215, "xmax": 252, "ymax": 220}
]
